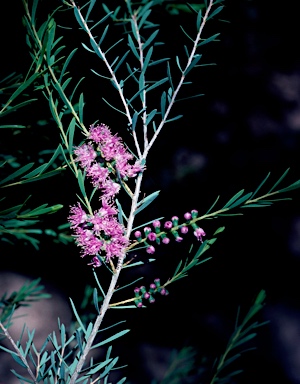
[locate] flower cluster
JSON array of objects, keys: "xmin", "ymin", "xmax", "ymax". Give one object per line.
[
  {"xmin": 134, "ymin": 278, "xmax": 168, "ymax": 307},
  {"xmin": 69, "ymin": 124, "xmax": 143, "ymax": 266},
  {"xmin": 74, "ymin": 123, "xmax": 143, "ymax": 203},
  {"xmin": 134, "ymin": 209, "xmax": 206, "ymax": 254}
]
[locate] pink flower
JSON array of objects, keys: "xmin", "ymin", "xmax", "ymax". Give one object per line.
[
  {"xmin": 147, "ymin": 232, "xmax": 157, "ymax": 241},
  {"xmin": 184, "ymin": 212, "xmax": 192, "ymax": 220},
  {"xmin": 68, "ymin": 203, "xmax": 88, "ymax": 228},
  {"xmin": 152, "ymin": 220, "xmax": 161, "ymax": 228},
  {"xmin": 74, "ymin": 143, "xmax": 97, "ymax": 168},
  {"xmin": 164, "ymin": 221, "xmax": 173, "ymax": 229},
  {"xmin": 180, "ymin": 226, "xmax": 188, "ymax": 234},
  {"xmin": 194, "ymin": 227, "xmax": 206, "ymax": 242},
  {"xmin": 162, "ymin": 237, "xmax": 170, "ymax": 244},
  {"xmin": 146, "ymin": 245, "xmax": 155, "ymax": 254}
]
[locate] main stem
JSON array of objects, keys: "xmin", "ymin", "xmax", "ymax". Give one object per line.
[{"xmin": 69, "ymin": 172, "xmax": 143, "ymax": 384}]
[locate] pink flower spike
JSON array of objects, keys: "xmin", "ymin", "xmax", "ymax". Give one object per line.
[
  {"xmin": 146, "ymin": 245, "xmax": 155, "ymax": 254},
  {"xmin": 147, "ymin": 232, "xmax": 157, "ymax": 241},
  {"xmin": 164, "ymin": 221, "xmax": 173, "ymax": 229},
  {"xmin": 194, "ymin": 227, "xmax": 206, "ymax": 242},
  {"xmin": 180, "ymin": 226, "xmax": 188, "ymax": 234},
  {"xmin": 184, "ymin": 212, "xmax": 192, "ymax": 220}
]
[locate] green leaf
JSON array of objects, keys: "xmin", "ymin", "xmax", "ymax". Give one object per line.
[
  {"xmin": 4, "ymin": 72, "xmax": 39, "ymax": 105},
  {"xmin": 207, "ymin": 5, "xmax": 224, "ymax": 20},
  {"xmin": 91, "ymin": 12, "xmax": 114, "ymax": 31},
  {"xmin": 227, "ymin": 192, "xmax": 252, "ymax": 209},
  {"xmin": 143, "ymin": 29, "xmax": 159, "ymax": 50},
  {"xmin": 147, "ymin": 77, "xmax": 168, "ymax": 93},
  {"xmin": 0, "ymin": 99, "xmax": 38, "ymax": 117},
  {"xmin": 91, "ymin": 330, "xmax": 130, "ymax": 349},
  {"xmin": 86, "ymin": 0, "xmax": 96, "ymax": 20},
  {"xmin": 138, "ymin": 9, "xmax": 151, "ymax": 29},
  {"xmin": 128, "ymin": 34, "xmax": 139, "ymax": 60},
  {"xmin": 142, "ymin": 46, "xmax": 153, "ymax": 72},
  {"xmin": 93, "ymin": 288, "xmax": 100, "ymax": 314},
  {"xmin": 185, "ymin": 54, "xmax": 202, "ymax": 75},
  {"xmin": 0, "ymin": 125, "xmax": 26, "ymax": 129},
  {"xmin": 68, "ymin": 118, "xmax": 76, "ymax": 153},
  {"xmin": 77, "ymin": 170, "xmax": 87, "ymax": 198},
  {"xmin": 74, "ymin": 6, "xmax": 87, "ymax": 32},
  {"xmin": 0, "ymin": 163, "xmax": 34, "ymax": 186},
  {"xmin": 222, "ymin": 190, "xmax": 244, "ymax": 209},
  {"xmin": 59, "ymin": 48, "xmax": 78, "ymax": 82},
  {"xmin": 165, "ymin": 114, "xmax": 183, "ymax": 123},
  {"xmin": 114, "ymin": 50, "xmax": 130, "ymax": 73},
  {"xmin": 79, "ymin": 93, "xmax": 84, "ymax": 122},
  {"xmin": 213, "ymin": 226, "xmax": 225, "ymax": 235},
  {"xmin": 197, "ymin": 33, "xmax": 220, "ymax": 47},
  {"xmin": 135, "ymin": 190, "xmax": 160, "ymax": 215},
  {"xmin": 69, "ymin": 298, "xmax": 86, "ymax": 334},
  {"xmin": 176, "ymin": 56, "xmax": 183, "ymax": 72},
  {"xmin": 145, "ymin": 109, "xmax": 157, "ymax": 125},
  {"xmin": 251, "ymin": 172, "xmax": 270, "ymax": 198},
  {"xmin": 82, "ymin": 358, "xmax": 113, "ymax": 376},
  {"xmin": 161, "ymin": 91, "xmax": 166, "ymax": 118},
  {"xmin": 90, "ymin": 37, "xmax": 104, "ymax": 59},
  {"xmin": 268, "ymin": 168, "xmax": 290, "ymax": 194}
]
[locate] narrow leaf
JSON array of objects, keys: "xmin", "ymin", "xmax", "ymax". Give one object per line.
[
  {"xmin": 0, "ymin": 163, "xmax": 34, "ymax": 186},
  {"xmin": 135, "ymin": 190, "xmax": 160, "ymax": 215}
]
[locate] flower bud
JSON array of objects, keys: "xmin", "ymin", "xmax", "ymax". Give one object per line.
[
  {"xmin": 171, "ymin": 216, "xmax": 179, "ymax": 226},
  {"xmin": 146, "ymin": 245, "xmax": 155, "ymax": 254},
  {"xmin": 147, "ymin": 232, "xmax": 157, "ymax": 241},
  {"xmin": 180, "ymin": 226, "xmax": 188, "ymax": 234},
  {"xmin": 164, "ymin": 221, "xmax": 173, "ymax": 229},
  {"xmin": 191, "ymin": 209, "xmax": 198, "ymax": 219},
  {"xmin": 184, "ymin": 212, "xmax": 192, "ymax": 220}
]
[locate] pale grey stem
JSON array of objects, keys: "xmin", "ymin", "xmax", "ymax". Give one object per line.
[
  {"xmin": 70, "ymin": 1, "xmax": 142, "ymax": 159},
  {"xmin": 0, "ymin": 321, "xmax": 37, "ymax": 383},
  {"xmin": 69, "ymin": 172, "xmax": 144, "ymax": 384},
  {"xmin": 131, "ymin": 14, "xmax": 149, "ymax": 150}
]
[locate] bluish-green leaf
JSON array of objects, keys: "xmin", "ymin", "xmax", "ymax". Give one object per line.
[
  {"xmin": 185, "ymin": 54, "xmax": 202, "ymax": 75},
  {"xmin": 197, "ymin": 33, "xmax": 220, "ymax": 47},
  {"xmin": 268, "ymin": 168, "xmax": 289, "ymax": 194},
  {"xmin": 222, "ymin": 190, "xmax": 244, "ymax": 209},
  {"xmin": 128, "ymin": 34, "xmax": 139, "ymax": 60},
  {"xmin": 207, "ymin": 5, "xmax": 224, "ymax": 20},
  {"xmin": 251, "ymin": 172, "xmax": 270, "ymax": 199},
  {"xmin": 91, "ymin": 12, "xmax": 114, "ymax": 31},
  {"xmin": 135, "ymin": 190, "xmax": 160, "ymax": 215},
  {"xmin": 146, "ymin": 77, "xmax": 168, "ymax": 93},
  {"xmin": 165, "ymin": 114, "xmax": 183, "ymax": 123},
  {"xmin": 142, "ymin": 46, "xmax": 153, "ymax": 72},
  {"xmin": 90, "ymin": 38, "xmax": 103, "ymax": 59},
  {"xmin": 143, "ymin": 29, "xmax": 159, "ymax": 50},
  {"xmin": 91, "ymin": 330, "xmax": 130, "ymax": 349},
  {"xmin": 113, "ymin": 50, "xmax": 130, "ymax": 73},
  {"xmin": 145, "ymin": 109, "xmax": 157, "ymax": 125},
  {"xmin": 0, "ymin": 163, "xmax": 34, "ymax": 186}
]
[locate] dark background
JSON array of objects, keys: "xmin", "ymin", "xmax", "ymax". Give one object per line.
[{"xmin": 1, "ymin": 0, "xmax": 300, "ymax": 383}]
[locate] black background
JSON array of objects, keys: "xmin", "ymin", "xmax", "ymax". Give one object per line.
[{"xmin": 1, "ymin": 0, "xmax": 300, "ymax": 383}]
